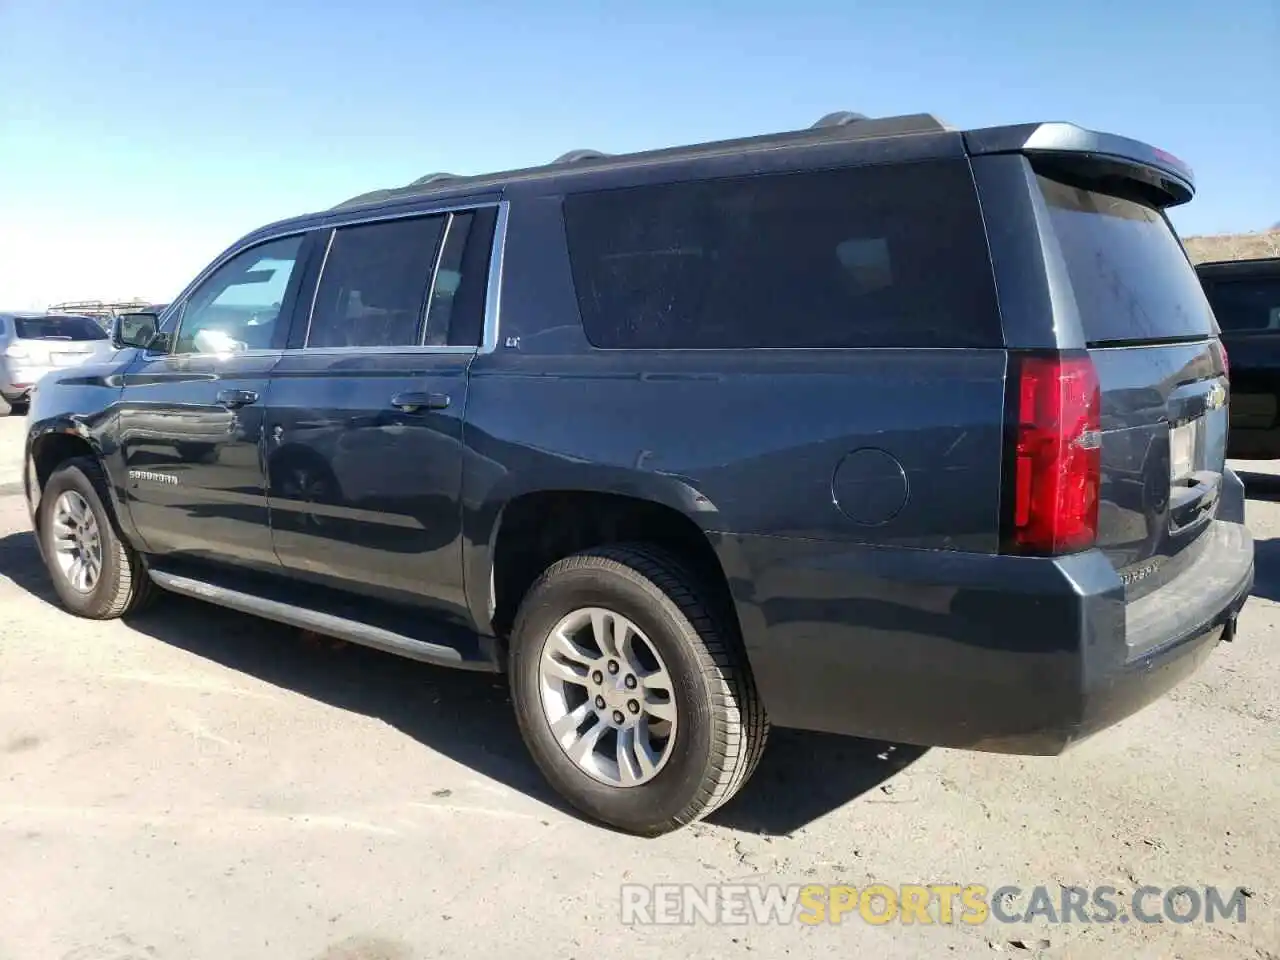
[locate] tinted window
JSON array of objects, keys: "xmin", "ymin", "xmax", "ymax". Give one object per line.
[
  {"xmin": 1037, "ymin": 175, "xmax": 1214, "ymax": 344},
  {"xmin": 1205, "ymin": 277, "xmax": 1280, "ymax": 333},
  {"xmin": 307, "ymin": 216, "xmax": 445, "ymax": 349},
  {"xmin": 14, "ymin": 315, "xmax": 107, "ymax": 341},
  {"xmin": 423, "ymin": 207, "xmax": 496, "ymax": 348},
  {"xmin": 563, "ymin": 160, "xmax": 1000, "ymax": 349},
  {"xmin": 175, "ymin": 234, "xmax": 305, "ymax": 355}
]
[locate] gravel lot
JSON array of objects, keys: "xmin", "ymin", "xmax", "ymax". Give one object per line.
[{"xmin": 1, "ymin": 412, "xmax": 1277, "ymax": 960}]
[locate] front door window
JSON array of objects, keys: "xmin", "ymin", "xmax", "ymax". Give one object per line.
[{"xmin": 171, "ymin": 235, "xmax": 305, "ymax": 355}]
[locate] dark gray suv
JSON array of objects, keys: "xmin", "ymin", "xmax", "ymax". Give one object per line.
[{"xmin": 23, "ymin": 112, "xmax": 1254, "ymax": 835}]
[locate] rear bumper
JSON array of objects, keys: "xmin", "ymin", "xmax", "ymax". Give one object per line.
[
  {"xmin": 725, "ymin": 491, "xmax": 1253, "ymax": 754},
  {"xmin": 1068, "ymin": 518, "xmax": 1251, "ymax": 750},
  {"xmin": 1, "ymin": 363, "xmax": 52, "ymax": 399}
]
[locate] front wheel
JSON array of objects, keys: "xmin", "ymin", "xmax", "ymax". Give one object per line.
[
  {"xmin": 509, "ymin": 544, "xmax": 768, "ymax": 836},
  {"xmin": 38, "ymin": 457, "xmax": 152, "ymax": 619}
]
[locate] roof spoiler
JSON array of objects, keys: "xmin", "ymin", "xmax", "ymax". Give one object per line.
[{"xmin": 963, "ymin": 122, "xmax": 1195, "ymax": 207}]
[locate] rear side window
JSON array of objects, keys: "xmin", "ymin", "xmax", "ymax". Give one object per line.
[
  {"xmin": 1036, "ymin": 175, "xmax": 1214, "ymax": 345},
  {"xmin": 1205, "ymin": 277, "xmax": 1280, "ymax": 332},
  {"xmin": 563, "ymin": 160, "xmax": 1001, "ymax": 349},
  {"xmin": 423, "ymin": 206, "xmax": 497, "ymax": 348},
  {"xmin": 307, "ymin": 215, "xmax": 446, "ymax": 349},
  {"xmin": 14, "ymin": 315, "xmax": 107, "ymax": 341}
]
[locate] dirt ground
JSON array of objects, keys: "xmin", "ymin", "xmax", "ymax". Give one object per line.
[{"xmin": 0, "ymin": 413, "xmax": 1276, "ymax": 960}]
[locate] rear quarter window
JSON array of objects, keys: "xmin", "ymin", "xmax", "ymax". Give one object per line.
[{"xmin": 563, "ymin": 159, "xmax": 1002, "ymax": 349}]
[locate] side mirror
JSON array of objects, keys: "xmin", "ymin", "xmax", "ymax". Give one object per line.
[{"xmin": 112, "ymin": 312, "xmax": 160, "ymax": 350}]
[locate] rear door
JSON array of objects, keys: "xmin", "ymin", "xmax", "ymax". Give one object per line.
[
  {"xmin": 1030, "ymin": 170, "xmax": 1226, "ymax": 594},
  {"xmin": 265, "ymin": 204, "xmax": 497, "ymax": 622}
]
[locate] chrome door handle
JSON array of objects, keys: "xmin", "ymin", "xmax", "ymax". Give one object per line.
[
  {"xmin": 390, "ymin": 391, "xmax": 449, "ymax": 412},
  {"xmin": 216, "ymin": 389, "xmax": 259, "ymax": 409}
]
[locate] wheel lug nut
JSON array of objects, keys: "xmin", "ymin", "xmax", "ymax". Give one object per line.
[
  {"xmin": 624, "ymin": 675, "xmax": 637, "ymax": 689},
  {"xmin": 595, "ymin": 695, "xmax": 606, "ymax": 709},
  {"xmin": 607, "ymin": 660, "xmax": 619, "ymax": 675},
  {"xmin": 627, "ymin": 700, "xmax": 639, "ymax": 714},
  {"xmin": 591, "ymin": 671, "xmax": 603, "ymax": 684},
  {"xmin": 612, "ymin": 710, "xmax": 625, "ymax": 724}
]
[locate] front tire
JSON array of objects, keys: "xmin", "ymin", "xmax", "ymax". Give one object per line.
[
  {"xmin": 509, "ymin": 544, "xmax": 768, "ymax": 836},
  {"xmin": 38, "ymin": 457, "xmax": 152, "ymax": 619}
]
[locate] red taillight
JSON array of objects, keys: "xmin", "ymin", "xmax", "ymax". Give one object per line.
[
  {"xmin": 1005, "ymin": 353, "xmax": 1101, "ymax": 555},
  {"xmin": 1220, "ymin": 342, "xmax": 1229, "ymax": 383}
]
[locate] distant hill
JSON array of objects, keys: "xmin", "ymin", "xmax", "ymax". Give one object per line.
[{"xmin": 1182, "ymin": 229, "xmax": 1280, "ymax": 264}]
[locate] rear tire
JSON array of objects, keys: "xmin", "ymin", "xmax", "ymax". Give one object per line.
[
  {"xmin": 38, "ymin": 457, "xmax": 152, "ymax": 619},
  {"xmin": 509, "ymin": 543, "xmax": 767, "ymax": 836}
]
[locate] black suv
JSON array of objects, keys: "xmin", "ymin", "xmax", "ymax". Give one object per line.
[
  {"xmin": 24, "ymin": 113, "xmax": 1254, "ymax": 836},
  {"xmin": 1197, "ymin": 256, "xmax": 1280, "ymax": 458}
]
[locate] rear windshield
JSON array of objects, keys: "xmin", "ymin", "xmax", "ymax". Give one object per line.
[
  {"xmin": 14, "ymin": 315, "xmax": 108, "ymax": 341},
  {"xmin": 1037, "ymin": 175, "xmax": 1215, "ymax": 345}
]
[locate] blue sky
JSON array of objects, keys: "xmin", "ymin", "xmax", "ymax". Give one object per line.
[{"xmin": 1, "ymin": 0, "xmax": 1276, "ymax": 308}]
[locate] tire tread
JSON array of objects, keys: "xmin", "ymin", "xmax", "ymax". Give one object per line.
[
  {"xmin": 45, "ymin": 457, "xmax": 151, "ymax": 619},
  {"xmin": 518, "ymin": 542, "xmax": 768, "ymax": 831}
]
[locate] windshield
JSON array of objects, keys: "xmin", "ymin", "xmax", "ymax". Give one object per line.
[
  {"xmin": 1037, "ymin": 174, "xmax": 1216, "ymax": 345},
  {"xmin": 14, "ymin": 315, "xmax": 108, "ymax": 341}
]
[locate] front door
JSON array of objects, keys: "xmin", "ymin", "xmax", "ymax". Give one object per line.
[
  {"xmin": 117, "ymin": 232, "xmax": 313, "ymax": 569},
  {"xmin": 265, "ymin": 206, "xmax": 496, "ymax": 622}
]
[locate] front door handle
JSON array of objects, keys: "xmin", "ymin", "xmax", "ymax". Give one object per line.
[
  {"xmin": 216, "ymin": 389, "xmax": 259, "ymax": 409},
  {"xmin": 390, "ymin": 391, "xmax": 450, "ymax": 412}
]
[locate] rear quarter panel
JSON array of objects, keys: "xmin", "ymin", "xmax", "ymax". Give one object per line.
[{"xmin": 462, "ymin": 189, "xmax": 1010, "ymax": 650}]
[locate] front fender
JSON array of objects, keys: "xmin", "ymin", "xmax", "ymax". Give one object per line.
[{"xmin": 25, "ymin": 393, "xmax": 134, "ymax": 548}]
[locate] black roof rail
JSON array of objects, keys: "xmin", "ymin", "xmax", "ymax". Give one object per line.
[
  {"xmin": 554, "ymin": 149, "xmax": 611, "ymax": 164},
  {"xmin": 330, "ymin": 111, "xmax": 957, "ymax": 209},
  {"xmin": 408, "ymin": 172, "xmax": 458, "ymax": 186},
  {"xmin": 331, "ymin": 188, "xmax": 398, "ymax": 210},
  {"xmin": 812, "ymin": 110, "xmax": 869, "ymax": 128}
]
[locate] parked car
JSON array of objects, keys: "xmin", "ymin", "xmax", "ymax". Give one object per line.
[
  {"xmin": 0, "ymin": 312, "xmax": 117, "ymax": 416},
  {"xmin": 1197, "ymin": 256, "xmax": 1280, "ymax": 458},
  {"xmin": 22, "ymin": 112, "xmax": 1253, "ymax": 835}
]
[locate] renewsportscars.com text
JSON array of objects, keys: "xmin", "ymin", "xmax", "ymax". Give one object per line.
[{"xmin": 620, "ymin": 883, "xmax": 1251, "ymax": 926}]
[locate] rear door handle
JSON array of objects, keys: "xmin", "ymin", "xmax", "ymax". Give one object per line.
[
  {"xmin": 216, "ymin": 389, "xmax": 259, "ymax": 409},
  {"xmin": 390, "ymin": 391, "xmax": 450, "ymax": 412}
]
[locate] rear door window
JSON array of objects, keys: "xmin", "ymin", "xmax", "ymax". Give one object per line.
[
  {"xmin": 1204, "ymin": 277, "xmax": 1280, "ymax": 333},
  {"xmin": 422, "ymin": 207, "xmax": 497, "ymax": 348},
  {"xmin": 1036, "ymin": 175, "xmax": 1215, "ymax": 345},
  {"xmin": 563, "ymin": 159, "xmax": 1002, "ymax": 349},
  {"xmin": 306, "ymin": 216, "xmax": 446, "ymax": 349},
  {"xmin": 14, "ymin": 315, "xmax": 108, "ymax": 341}
]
